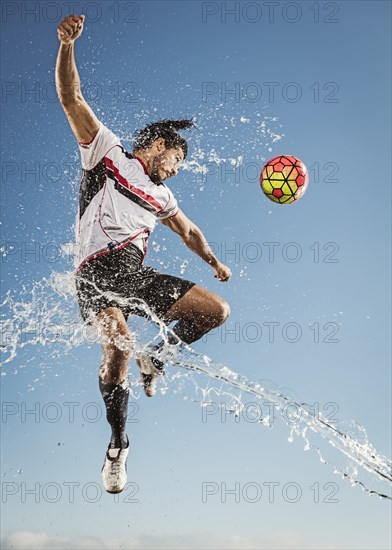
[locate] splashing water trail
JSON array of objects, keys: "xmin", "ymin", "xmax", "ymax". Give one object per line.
[{"xmin": 1, "ymin": 270, "xmax": 391, "ymax": 501}]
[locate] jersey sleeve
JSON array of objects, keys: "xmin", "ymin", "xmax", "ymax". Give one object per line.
[
  {"xmin": 78, "ymin": 122, "xmax": 120, "ymax": 170},
  {"xmin": 157, "ymin": 188, "xmax": 179, "ymax": 220}
]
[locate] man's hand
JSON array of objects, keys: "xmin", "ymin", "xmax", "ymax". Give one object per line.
[
  {"xmin": 213, "ymin": 262, "xmax": 232, "ymax": 282},
  {"xmin": 57, "ymin": 15, "xmax": 85, "ymax": 44}
]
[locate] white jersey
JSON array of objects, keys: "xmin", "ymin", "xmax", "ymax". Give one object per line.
[{"xmin": 75, "ymin": 122, "xmax": 179, "ymax": 270}]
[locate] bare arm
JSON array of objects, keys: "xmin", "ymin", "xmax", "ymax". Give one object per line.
[
  {"xmin": 161, "ymin": 210, "xmax": 232, "ymax": 282},
  {"xmin": 55, "ymin": 15, "xmax": 100, "ymax": 143}
]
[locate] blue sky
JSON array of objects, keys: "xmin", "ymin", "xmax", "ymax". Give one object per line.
[{"xmin": 1, "ymin": 1, "xmax": 391, "ymax": 548}]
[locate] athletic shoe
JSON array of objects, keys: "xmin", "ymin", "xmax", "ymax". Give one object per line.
[
  {"xmin": 135, "ymin": 353, "xmax": 164, "ymax": 397},
  {"xmin": 101, "ymin": 438, "xmax": 129, "ymax": 494}
]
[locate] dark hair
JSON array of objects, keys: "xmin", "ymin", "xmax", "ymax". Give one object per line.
[{"xmin": 133, "ymin": 119, "xmax": 195, "ymax": 158}]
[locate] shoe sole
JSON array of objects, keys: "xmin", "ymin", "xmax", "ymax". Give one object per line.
[{"xmin": 105, "ymin": 487, "xmax": 125, "ymax": 494}]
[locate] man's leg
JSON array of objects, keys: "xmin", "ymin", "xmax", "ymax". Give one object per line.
[
  {"xmin": 163, "ymin": 285, "xmax": 230, "ymax": 344},
  {"xmin": 94, "ymin": 307, "xmax": 134, "ymax": 449},
  {"xmin": 136, "ymin": 285, "xmax": 230, "ymax": 397},
  {"xmin": 94, "ymin": 306, "xmax": 134, "ymax": 493}
]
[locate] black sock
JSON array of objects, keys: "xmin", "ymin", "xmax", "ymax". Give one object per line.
[
  {"xmin": 171, "ymin": 318, "xmax": 207, "ymax": 345},
  {"xmin": 99, "ymin": 378, "xmax": 129, "ymax": 449}
]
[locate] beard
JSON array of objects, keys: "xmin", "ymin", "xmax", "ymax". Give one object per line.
[
  {"xmin": 149, "ymin": 168, "xmax": 162, "ymax": 184},
  {"xmin": 149, "ymin": 152, "xmax": 166, "ymax": 184}
]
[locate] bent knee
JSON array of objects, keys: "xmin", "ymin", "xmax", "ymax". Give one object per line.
[
  {"xmin": 96, "ymin": 307, "xmax": 130, "ymax": 336},
  {"xmin": 221, "ymin": 299, "xmax": 231, "ymax": 322},
  {"xmin": 215, "ymin": 297, "xmax": 231, "ymax": 325}
]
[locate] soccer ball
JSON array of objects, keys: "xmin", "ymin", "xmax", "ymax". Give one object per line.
[{"xmin": 260, "ymin": 155, "xmax": 309, "ymax": 204}]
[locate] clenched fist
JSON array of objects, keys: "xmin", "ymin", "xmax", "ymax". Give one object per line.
[
  {"xmin": 213, "ymin": 262, "xmax": 232, "ymax": 282},
  {"xmin": 57, "ymin": 15, "xmax": 85, "ymax": 44}
]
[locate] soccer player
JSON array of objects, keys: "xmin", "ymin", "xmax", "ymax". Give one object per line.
[{"xmin": 56, "ymin": 15, "xmax": 232, "ymax": 493}]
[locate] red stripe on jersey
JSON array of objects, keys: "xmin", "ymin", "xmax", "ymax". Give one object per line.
[
  {"xmin": 104, "ymin": 157, "xmax": 163, "ymax": 212},
  {"xmin": 133, "ymin": 156, "xmax": 148, "ymax": 175},
  {"xmin": 167, "ymin": 209, "xmax": 179, "ymax": 219},
  {"xmin": 75, "ymin": 230, "xmax": 149, "ymax": 272},
  {"xmin": 76, "ymin": 248, "xmax": 111, "ymax": 271}
]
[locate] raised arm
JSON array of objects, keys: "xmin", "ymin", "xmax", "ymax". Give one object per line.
[
  {"xmin": 55, "ymin": 14, "xmax": 100, "ymax": 143},
  {"xmin": 161, "ymin": 210, "xmax": 232, "ymax": 282}
]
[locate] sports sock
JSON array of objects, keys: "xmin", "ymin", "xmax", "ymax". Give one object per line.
[
  {"xmin": 149, "ymin": 320, "xmax": 207, "ymax": 364},
  {"xmin": 99, "ymin": 378, "xmax": 129, "ymax": 449},
  {"xmin": 171, "ymin": 318, "xmax": 207, "ymax": 345}
]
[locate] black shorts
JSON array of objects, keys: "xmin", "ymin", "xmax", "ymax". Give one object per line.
[{"xmin": 75, "ymin": 243, "xmax": 195, "ymax": 323}]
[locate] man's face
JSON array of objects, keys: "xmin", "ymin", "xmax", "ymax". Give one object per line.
[{"xmin": 149, "ymin": 145, "xmax": 184, "ymax": 184}]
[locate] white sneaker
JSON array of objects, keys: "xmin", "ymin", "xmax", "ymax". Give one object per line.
[
  {"xmin": 101, "ymin": 439, "xmax": 129, "ymax": 494},
  {"xmin": 135, "ymin": 354, "xmax": 164, "ymax": 397}
]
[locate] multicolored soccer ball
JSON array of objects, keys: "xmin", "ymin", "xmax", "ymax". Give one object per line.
[{"xmin": 260, "ymin": 155, "xmax": 309, "ymax": 204}]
